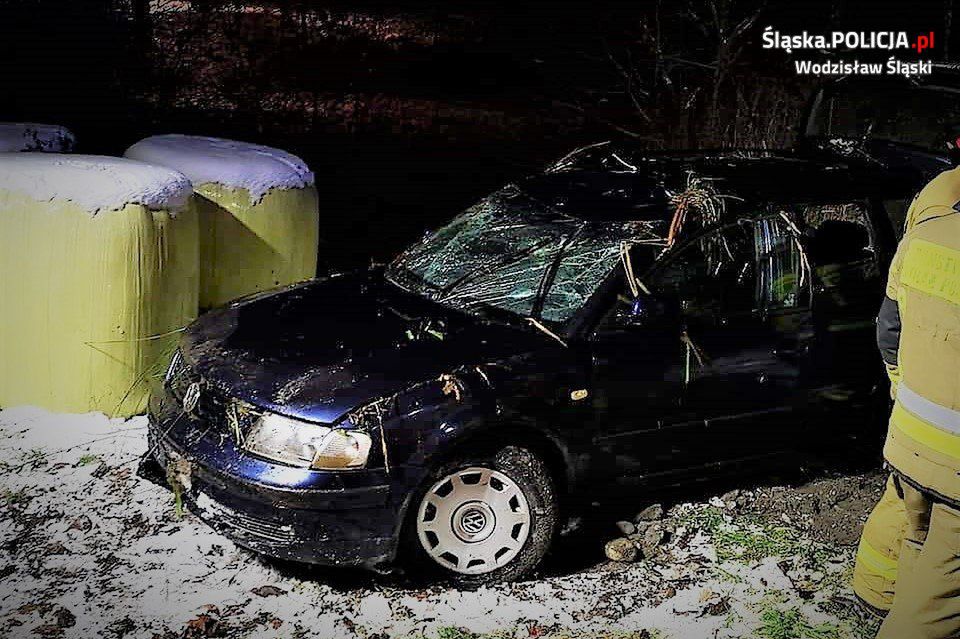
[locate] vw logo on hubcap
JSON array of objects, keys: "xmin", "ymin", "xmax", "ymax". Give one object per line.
[
  {"xmin": 460, "ymin": 508, "xmax": 488, "ymax": 535},
  {"xmin": 452, "ymin": 501, "xmax": 496, "ymax": 542}
]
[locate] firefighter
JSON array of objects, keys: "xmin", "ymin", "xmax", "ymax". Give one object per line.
[
  {"xmin": 869, "ymin": 202, "xmax": 960, "ymax": 638},
  {"xmin": 852, "ymin": 163, "xmax": 960, "ymax": 618}
]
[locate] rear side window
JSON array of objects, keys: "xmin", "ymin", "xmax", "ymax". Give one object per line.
[
  {"xmin": 802, "ymin": 202, "xmax": 875, "ymax": 261},
  {"xmin": 801, "ymin": 202, "xmax": 880, "ymax": 286},
  {"xmin": 800, "ymin": 202, "xmax": 883, "ymax": 320}
]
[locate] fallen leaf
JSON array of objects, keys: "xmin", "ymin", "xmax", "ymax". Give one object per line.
[{"xmin": 250, "ymin": 585, "xmax": 286, "ymax": 598}]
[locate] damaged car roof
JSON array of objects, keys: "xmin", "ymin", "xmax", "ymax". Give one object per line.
[{"xmin": 537, "ymin": 147, "xmax": 923, "ymax": 222}]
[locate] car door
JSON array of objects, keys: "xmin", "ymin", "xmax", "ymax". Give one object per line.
[{"xmin": 589, "ymin": 217, "xmax": 810, "ymax": 484}]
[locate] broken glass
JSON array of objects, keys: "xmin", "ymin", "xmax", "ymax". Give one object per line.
[
  {"xmin": 754, "ymin": 217, "xmax": 800, "ymax": 309},
  {"xmin": 387, "ymin": 185, "xmax": 661, "ymax": 325}
]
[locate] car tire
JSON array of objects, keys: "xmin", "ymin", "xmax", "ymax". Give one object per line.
[{"xmin": 401, "ymin": 444, "xmax": 557, "ymax": 587}]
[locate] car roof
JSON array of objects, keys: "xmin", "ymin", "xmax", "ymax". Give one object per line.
[{"xmin": 529, "ymin": 148, "xmax": 918, "ymax": 224}]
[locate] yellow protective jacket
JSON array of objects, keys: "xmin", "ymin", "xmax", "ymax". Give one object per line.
[
  {"xmin": 884, "ymin": 167, "xmax": 960, "ymax": 393},
  {"xmin": 881, "ymin": 212, "xmax": 960, "ymax": 504},
  {"xmin": 904, "ymin": 165, "xmax": 960, "ymax": 231}
]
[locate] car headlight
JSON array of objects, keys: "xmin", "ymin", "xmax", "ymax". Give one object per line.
[{"xmin": 243, "ymin": 413, "xmax": 372, "ymax": 470}]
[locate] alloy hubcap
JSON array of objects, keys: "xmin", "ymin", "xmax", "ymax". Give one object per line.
[{"xmin": 416, "ymin": 467, "xmax": 531, "ymax": 575}]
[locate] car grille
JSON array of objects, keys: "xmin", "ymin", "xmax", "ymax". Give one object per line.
[
  {"xmin": 195, "ymin": 492, "xmax": 296, "ymax": 546},
  {"xmin": 164, "ymin": 350, "xmax": 260, "ymax": 437}
]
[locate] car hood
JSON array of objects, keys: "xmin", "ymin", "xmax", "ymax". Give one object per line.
[{"xmin": 181, "ymin": 271, "xmax": 551, "ymax": 423}]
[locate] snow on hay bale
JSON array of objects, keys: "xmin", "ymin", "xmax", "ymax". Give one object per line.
[
  {"xmin": 125, "ymin": 134, "xmax": 319, "ymax": 309},
  {"xmin": 0, "ymin": 122, "xmax": 75, "ymax": 153},
  {"xmin": 0, "ymin": 154, "xmax": 199, "ymax": 416}
]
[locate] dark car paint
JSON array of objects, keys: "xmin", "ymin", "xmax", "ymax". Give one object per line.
[
  {"xmin": 148, "ymin": 144, "xmax": 937, "ymax": 571},
  {"xmin": 181, "ymin": 274, "xmax": 555, "ymax": 424}
]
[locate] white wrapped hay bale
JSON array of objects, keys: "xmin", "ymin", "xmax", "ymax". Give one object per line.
[
  {"xmin": 125, "ymin": 134, "xmax": 319, "ymax": 309},
  {"xmin": 0, "ymin": 122, "xmax": 75, "ymax": 152},
  {"xmin": 0, "ymin": 154, "xmax": 199, "ymax": 416}
]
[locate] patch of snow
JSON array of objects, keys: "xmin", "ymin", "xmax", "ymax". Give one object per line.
[
  {"xmin": 124, "ymin": 134, "xmax": 314, "ymax": 201},
  {"xmin": 0, "ymin": 154, "xmax": 193, "ymax": 215},
  {"xmin": 0, "ymin": 123, "xmax": 75, "ymax": 153},
  {"xmin": 0, "ymin": 408, "xmax": 875, "ymax": 638}
]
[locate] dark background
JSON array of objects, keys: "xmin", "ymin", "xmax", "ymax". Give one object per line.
[{"xmin": 1, "ymin": 0, "xmax": 955, "ymax": 268}]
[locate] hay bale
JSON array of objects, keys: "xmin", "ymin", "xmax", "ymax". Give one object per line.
[
  {"xmin": 125, "ymin": 134, "xmax": 319, "ymax": 309},
  {"xmin": 0, "ymin": 123, "xmax": 75, "ymax": 152},
  {"xmin": 0, "ymin": 154, "xmax": 198, "ymax": 416}
]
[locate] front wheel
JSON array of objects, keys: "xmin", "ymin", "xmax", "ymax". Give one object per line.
[{"xmin": 403, "ymin": 445, "xmax": 557, "ymax": 586}]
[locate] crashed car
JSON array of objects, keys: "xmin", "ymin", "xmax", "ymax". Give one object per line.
[{"xmin": 148, "ymin": 72, "xmax": 956, "ymax": 585}]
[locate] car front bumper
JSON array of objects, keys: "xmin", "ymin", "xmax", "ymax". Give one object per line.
[{"xmin": 147, "ymin": 391, "xmax": 405, "ymax": 570}]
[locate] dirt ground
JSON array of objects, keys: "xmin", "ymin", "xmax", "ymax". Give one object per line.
[{"xmin": 0, "ymin": 407, "xmax": 885, "ymax": 639}]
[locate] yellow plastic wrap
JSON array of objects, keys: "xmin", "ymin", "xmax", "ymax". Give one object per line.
[
  {"xmin": 196, "ymin": 183, "xmax": 319, "ymax": 309},
  {"xmin": 0, "ymin": 192, "xmax": 199, "ymax": 416}
]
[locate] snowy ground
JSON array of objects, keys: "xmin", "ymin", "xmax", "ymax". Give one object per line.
[{"xmin": 0, "ymin": 407, "xmax": 881, "ymax": 639}]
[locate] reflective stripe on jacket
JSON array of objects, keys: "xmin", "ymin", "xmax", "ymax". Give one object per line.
[{"xmin": 882, "ymin": 213, "xmax": 960, "ymax": 503}]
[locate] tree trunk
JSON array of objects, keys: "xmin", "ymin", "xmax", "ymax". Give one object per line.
[
  {"xmin": 945, "ymin": 0, "xmax": 953, "ymax": 60},
  {"xmin": 132, "ymin": 0, "xmax": 152, "ymax": 53}
]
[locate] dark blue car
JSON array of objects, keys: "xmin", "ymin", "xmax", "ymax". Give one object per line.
[{"xmin": 147, "ymin": 74, "xmax": 960, "ymax": 585}]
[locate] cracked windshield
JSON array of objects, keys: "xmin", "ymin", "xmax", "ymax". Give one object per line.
[{"xmin": 387, "ymin": 185, "xmax": 658, "ymax": 324}]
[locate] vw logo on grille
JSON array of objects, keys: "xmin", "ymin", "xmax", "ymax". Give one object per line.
[
  {"xmin": 182, "ymin": 382, "xmax": 201, "ymax": 414},
  {"xmin": 460, "ymin": 508, "xmax": 488, "ymax": 535}
]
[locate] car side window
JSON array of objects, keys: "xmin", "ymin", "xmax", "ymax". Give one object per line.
[
  {"xmin": 597, "ymin": 223, "xmax": 755, "ymax": 332},
  {"xmin": 658, "ymin": 224, "xmax": 756, "ymax": 325},
  {"xmin": 802, "ymin": 202, "xmax": 879, "ymax": 286},
  {"xmin": 754, "ymin": 217, "xmax": 801, "ymax": 310},
  {"xmin": 800, "ymin": 202, "xmax": 882, "ymax": 318}
]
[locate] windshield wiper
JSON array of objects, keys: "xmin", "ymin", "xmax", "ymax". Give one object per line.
[
  {"xmin": 435, "ymin": 234, "xmax": 560, "ymax": 303},
  {"xmin": 530, "ymin": 223, "xmax": 586, "ymax": 320}
]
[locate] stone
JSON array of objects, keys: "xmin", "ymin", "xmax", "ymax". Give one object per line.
[
  {"xmin": 640, "ymin": 522, "xmax": 666, "ymax": 559},
  {"xmin": 605, "ymin": 537, "xmax": 638, "ymax": 563},
  {"xmin": 720, "ymin": 489, "xmax": 742, "ymax": 510},
  {"xmin": 615, "ymin": 520, "xmax": 636, "ymax": 536},
  {"xmin": 635, "ymin": 504, "xmax": 664, "ymax": 522}
]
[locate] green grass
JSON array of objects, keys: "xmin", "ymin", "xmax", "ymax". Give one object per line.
[
  {"xmin": 77, "ymin": 454, "xmax": 99, "ymax": 466},
  {"xmin": 1, "ymin": 487, "xmax": 31, "ymax": 506},
  {"xmin": 681, "ymin": 507, "xmax": 831, "ymax": 565},
  {"xmin": 755, "ymin": 608, "xmax": 844, "ymax": 639},
  {"xmin": 814, "ymin": 598, "xmax": 881, "ymax": 639},
  {"xmin": 415, "ymin": 628, "xmax": 664, "ymax": 639},
  {"xmin": 435, "ymin": 628, "xmax": 479, "ymax": 639}
]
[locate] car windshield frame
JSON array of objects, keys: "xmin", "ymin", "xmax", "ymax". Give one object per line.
[{"xmin": 385, "ymin": 184, "xmax": 663, "ymax": 331}]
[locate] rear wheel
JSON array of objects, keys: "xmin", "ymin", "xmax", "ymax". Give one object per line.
[{"xmin": 403, "ymin": 445, "xmax": 557, "ymax": 586}]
